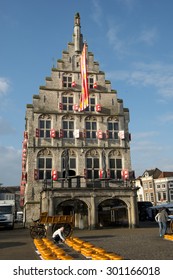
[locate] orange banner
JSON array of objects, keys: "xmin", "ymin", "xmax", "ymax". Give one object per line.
[{"xmin": 79, "ymin": 44, "xmax": 89, "ymax": 111}]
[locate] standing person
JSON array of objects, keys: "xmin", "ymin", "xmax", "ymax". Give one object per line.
[
  {"xmin": 155, "ymin": 208, "xmax": 168, "ymax": 237},
  {"xmin": 52, "ymin": 226, "xmax": 65, "ymax": 243}
]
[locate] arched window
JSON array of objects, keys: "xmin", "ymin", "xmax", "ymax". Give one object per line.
[
  {"xmin": 37, "ymin": 149, "xmax": 52, "ymax": 180},
  {"xmin": 86, "ymin": 149, "xmax": 99, "ymax": 179},
  {"xmin": 108, "ymin": 150, "xmax": 122, "ymax": 179},
  {"xmin": 62, "ymin": 115, "xmax": 74, "ymax": 138},
  {"xmin": 38, "ymin": 114, "xmax": 51, "ymax": 138},
  {"xmin": 107, "ymin": 117, "xmax": 119, "ymax": 140},
  {"xmin": 85, "ymin": 116, "xmax": 97, "ymax": 139}
]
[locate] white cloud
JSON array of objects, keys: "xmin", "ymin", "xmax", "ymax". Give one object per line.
[
  {"xmin": 107, "ymin": 25, "xmax": 127, "ymax": 55},
  {"xmin": 0, "ymin": 77, "xmax": 10, "ymax": 96},
  {"xmin": 138, "ymin": 28, "xmax": 158, "ymax": 46},
  {"xmin": 91, "ymin": 0, "xmax": 102, "ymax": 27},
  {"xmin": 0, "ymin": 146, "xmax": 21, "ymax": 186},
  {"xmin": 107, "ymin": 62, "xmax": 173, "ymax": 99}
]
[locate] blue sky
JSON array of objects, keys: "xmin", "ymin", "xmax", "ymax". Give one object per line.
[{"xmin": 1, "ymin": 0, "xmax": 173, "ymax": 186}]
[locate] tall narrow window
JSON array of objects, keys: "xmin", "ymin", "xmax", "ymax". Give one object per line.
[
  {"xmin": 109, "ymin": 158, "xmax": 122, "ymax": 179},
  {"xmin": 63, "ymin": 120, "xmax": 74, "ymax": 138},
  {"xmin": 107, "ymin": 121, "xmax": 119, "ymax": 139},
  {"xmin": 38, "ymin": 157, "xmax": 52, "ymax": 180},
  {"xmin": 86, "ymin": 157, "xmax": 99, "ymax": 179},
  {"xmin": 85, "ymin": 120, "xmax": 97, "ymax": 139},
  {"xmin": 39, "ymin": 118, "xmax": 51, "ymax": 138}
]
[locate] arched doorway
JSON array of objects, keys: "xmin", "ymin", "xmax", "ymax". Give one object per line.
[
  {"xmin": 98, "ymin": 198, "xmax": 128, "ymax": 227},
  {"xmin": 55, "ymin": 199, "xmax": 88, "ymax": 229}
]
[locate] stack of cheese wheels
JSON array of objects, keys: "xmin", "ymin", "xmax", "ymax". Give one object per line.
[
  {"xmin": 104, "ymin": 252, "xmax": 124, "ymax": 260},
  {"xmin": 53, "ymin": 248, "xmax": 66, "ymax": 259},
  {"xmin": 164, "ymin": 234, "xmax": 173, "ymax": 241}
]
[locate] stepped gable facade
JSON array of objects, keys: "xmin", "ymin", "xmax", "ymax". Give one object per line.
[{"xmin": 22, "ymin": 13, "xmax": 138, "ymax": 229}]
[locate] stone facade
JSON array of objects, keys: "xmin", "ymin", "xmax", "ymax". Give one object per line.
[{"xmin": 22, "ymin": 13, "xmax": 139, "ymax": 229}]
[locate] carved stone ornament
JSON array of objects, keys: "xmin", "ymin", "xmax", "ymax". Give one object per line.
[
  {"xmin": 39, "ymin": 114, "xmax": 51, "ymax": 119},
  {"xmin": 38, "ymin": 148, "xmax": 52, "ymax": 157},
  {"xmin": 62, "ymin": 115, "xmax": 74, "ymax": 120},
  {"xmin": 86, "ymin": 149, "xmax": 98, "ymax": 157},
  {"xmin": 109, "ymin": 149, "xmax": 121, "ymax": 157}
]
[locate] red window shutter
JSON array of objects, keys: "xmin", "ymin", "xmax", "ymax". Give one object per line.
[
  {"xmin": 34, "ymin": 169, "xmax": 38, "ymax": 180},
  {"xmin": 93, "ymin": 82, "xmax": 97, "ymax": 89},
  {"xmin": 105, "ymin": 130, "xmax": 109, "ymax": 139},
  {"xmin": 22, "ymin": 172, "xmax": 27, "ymax": 181},
  {"xmin": 96, "ymin": 104, "xmax": 101, "ymax": 112},
  {"xmin": 20, "ymin": 198, "xmax": 24, "ymax": 207},
  {"xmin": 99, "ymin": 169, "xmax": 103, "ymax": 178},
  {"xmin": 24, "ymin": 131, "xmax": 28, "ymax": 139},
  {"xmin": 22, "ymin": 161, "xmax": 26, "ymax": 170},
  {"xmin": 35, "ymin": 128, "xmax": 40, "ymax": 137},
  {"xmin": 84, "ymin": 169, "xmax": 87, "ymax": 179},
  {"xmin": 59, "ymin": 129, "xmax": 64, "ymax": 138},
  {"xmin": 73, "ymin": 104, "xmax": 79, "ymax": 111},
  {"xmin": 22, "ymin": 139, "xmax": 27, "ymax": 149},
  {"xmin": 22, "ymin": 150, "xmax": 27, "ymax": 159},
  {"xmin": 59, "ymin": 103, "xmax": 63, "ymax": 110},
  {"xmin": 83, "ymin": 129, "xmax": 86, "ymax": 138},
  {"xmin": 72, "ymin": 81, "xmax": 76, "ymax": 87},
  {"xmin": 97, "ymin": 130, "xmax": 103, "ymax": 139},
  {"xmin": 20, "ymin": 185, "xmax": 25, "ymax": 196},
  {"xmin": 50, "ymin": 129, "xmax": 56, "ymax": 138},
  {"xmin": 121, "ymin": 169, "xmax": 129, "ymax": 180},
  {"xmin": 52, "ymin": 170, "xmax": 58, "ymax": 181},
  {"xmin": 21, "ymin": 180, "xmax": 26, "ymax": 187}
]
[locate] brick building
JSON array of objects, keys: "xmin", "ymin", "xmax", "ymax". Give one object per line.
[{"xmin": 21, "ymin": 13, "xmax": 138, "ymax": 229}]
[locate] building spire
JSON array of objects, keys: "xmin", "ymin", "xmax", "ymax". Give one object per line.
[{"xmin": 73, "ymin": 12, "xmax": 83, "ymax": 53}]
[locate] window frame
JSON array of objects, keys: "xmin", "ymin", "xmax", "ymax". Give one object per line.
[
  {"xmin": 107, "ymin": 121, "xmax": 119, "ymax": 139},
  {"xmin": 38, "ymin": 157, "xmax": 52, "ymax": 180},
  {"xmin": 39, "ymin": 119, "xmax": 51, "ymax": 138}
]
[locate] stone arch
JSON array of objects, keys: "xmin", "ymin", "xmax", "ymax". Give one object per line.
[
  {"xmin": 55, "ymin": 198, "xmax": 89, "ymax": 229},
  {"xmin": 97, "ymin": 198, "xmax": 128, "ymax": 227}
]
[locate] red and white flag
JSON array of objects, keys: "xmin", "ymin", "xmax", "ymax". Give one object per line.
[{"xmin": 79, "ymin": 43, "xmax": 89, "ymax": 111}]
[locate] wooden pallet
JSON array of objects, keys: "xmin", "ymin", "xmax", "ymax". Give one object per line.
[{"xmin": 39, "ymin": 212, "xmax": 74, "ymax": 225}]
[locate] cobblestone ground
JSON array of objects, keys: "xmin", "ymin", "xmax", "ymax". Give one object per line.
[
  {"xmin": 73, "ymin": 221, "xmax": 173, "ymax": 260},
  {"xmin": 1, "ymin": 222, "xmax": 172, "ymax": 260}
]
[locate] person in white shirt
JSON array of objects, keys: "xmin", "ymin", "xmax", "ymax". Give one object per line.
[
  {"xmin": 52, "ymin": 227, "xmax": 65, "ymax": 243},
  {"xmin": 155, "ymin": 208, "xmax": 168, "ymax": 237}
]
